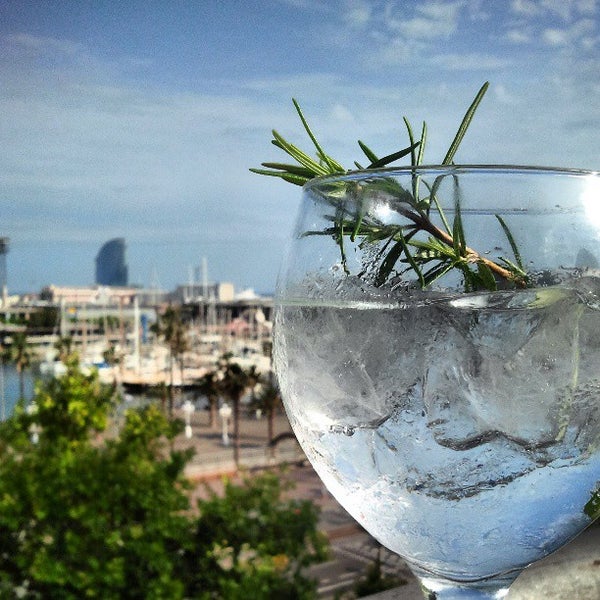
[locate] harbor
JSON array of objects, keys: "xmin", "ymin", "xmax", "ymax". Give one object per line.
[{"xmin": 0, "ymin": 280, "xmax": 274, "ymax": 401}]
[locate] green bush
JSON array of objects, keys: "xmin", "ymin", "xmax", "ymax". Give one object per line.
[{"xmin": 0, "ymin": 359, "xmax": 326, "ymax": 598}]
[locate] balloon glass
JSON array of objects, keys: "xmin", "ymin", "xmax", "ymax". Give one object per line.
[{"xmin": 273, "ymin": 166, "xmax": 600, "ymax": 599}]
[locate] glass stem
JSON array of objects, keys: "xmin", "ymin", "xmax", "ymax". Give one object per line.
[
  {"xmin": 419, "ymin": 587, "xmax": 509, "ymax": 599},
  {"xmin": 411, "ymin": 567, "xmax": 517, "ymax": 599}
]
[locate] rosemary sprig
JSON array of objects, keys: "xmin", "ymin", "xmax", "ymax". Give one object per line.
[
  {"xmin": 251, "ymin": 82, "xmax": 528, "ymax": 291},
  {"xmin": 584, "ymin": 489, "xmax": 600, "ymax": 520}
]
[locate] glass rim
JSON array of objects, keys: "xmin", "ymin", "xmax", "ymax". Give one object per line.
[{"xmin": 302, "ymin": 164, "xmax": 600, "ymax": 191}]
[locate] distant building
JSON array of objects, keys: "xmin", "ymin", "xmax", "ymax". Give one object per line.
[
  {"xmin": 174, "ymin": 281, "xmax": 235, "ymax": 304},
  {"xmin": 40, "ymin": 285, "xmax": 138, "ymax": 306},
  {"xmin": 0, "ymin": 237, "xmax": 8, "ymax": 306},
  {"xmin": 95, "ymin": 238, "xmax": 128, "ymax": 286}
]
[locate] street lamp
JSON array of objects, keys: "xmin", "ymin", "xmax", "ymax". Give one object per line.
[
  {"xmin": 219, "ymin": 402, "xmax": 232, "ymax": 446},
  {"xmin": 182, "ymin": 400, "xmax": 195, "ymax": 439},
  {"xmin": 26, "ymin": 402, "xmax": 41, "ymax": 444}
]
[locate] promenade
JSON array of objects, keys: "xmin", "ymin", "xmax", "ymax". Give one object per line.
[
  {"xmin": 173, "ymin": 406, "xmax": 600, "ymax": 599},
  {"xmin": 172, "ymin": 404, "xmax": 302, "ymax": 479}
]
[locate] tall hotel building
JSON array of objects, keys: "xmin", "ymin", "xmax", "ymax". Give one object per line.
[{"xmin": 95, "ymin": 238, "xmax": 128, "ymax": 286}]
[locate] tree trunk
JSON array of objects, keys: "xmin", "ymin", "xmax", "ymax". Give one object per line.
[
  {"xmin": 233, "ymin": 395, "xmax": 241, "ymax": 468},
  {"xmin": 18, "ymin": 365, "xmax": 24, "ymax": 400},
  {"xmin": 209, "ymin": 396, "xmax": 218, "ymax": 429},
  {"xmin": 168, "ymin": 354, "xmax": 174, "ymax": 417},
  {"xmin": 268, "ymin": 409, "xmax": 275, "ymax": 445},
  {"xmin": 267, "ymin": 409, "xmax": 276, "ymax": 458}
]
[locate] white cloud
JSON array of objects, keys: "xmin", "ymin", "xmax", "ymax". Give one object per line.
[
  {"xmin": 341, "ymin": 0, "xmax": 373, "ymax": 28},
  {"xmin": 396, "ymin": 1, "xmax": 464, "ymax": 39},
  {"xmin": 511, "ymin": 0, "xmax": 597, "ymax": 22},
  {"xmin": 506, "ymin": 1, "xmax": 598, "ymax": 51},
  {"xmin": 429, "ymin": 53, "xmax": 509, "ymax": 71},
  {"xmin": 510, "ymin": 0, "xmax": 540, "ymax": 17},
  {"xmin": 5, "ymin": 32, "xmax": 85, "ymax": 57},
  {"xmin": 576, "ymin": 0, "xmax": 597, "ymax": 15},
  {"xmin": 465, "ymin": 0, "xmax": 492, "ymax": 21},
  {"xmin": 0, "ymin": 32, "xmax": 308, "ymax": 290},
  {"xmin": 543, "ymin": 27, "xmax": 569, "ymax": 45},
  {"xmin": 2, "ymin": 1, "xmax": 600, "ymax": 290},
  {"xmin": 540, "ymin": 0, "xmax": 574, "ymax": 20},
  {"xmin": 541, "ymin": 17, "xmax": 598, "ymax": 48},
  {"xmin": 329, "ymin": 103, "xmax": 355, "ymax": 123},
  {"xmin": 506, "ymin": 28, "xmax": 531, "ymax": 43},
  {"xmin": 492, "ymin": 83, "xmax": 519, "ymax": 105}
]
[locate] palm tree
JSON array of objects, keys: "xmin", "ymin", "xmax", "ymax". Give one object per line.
[
  {"xmin": 251, "ymin": 379, "xmax": 282, "ymax": 445},
  {"xmin": 54, "ymin": 336, "xmax": 73, "ymax": 363},
  {"xmin": 196, "ymin": 369, "xmax": 220, "ymax": 429},
  {"xmin": 3, "ymin": 331, "xmax": 32, "ymax": 400},
  {"xmin": 218, "ymin": 353, "xmax": 260, "ymax": 467},
  {"xmin": 102, "ymin": 344, "xmax": 122, "ymax": 387},
  {"xmin": 151, "ymin": 305, "xmax": 189, "ymax": 416}
]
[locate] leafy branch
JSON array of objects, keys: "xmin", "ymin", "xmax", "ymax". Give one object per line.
[{"xmin": 251, "ymin": 82, "xmax": 528, "ymax": 290}]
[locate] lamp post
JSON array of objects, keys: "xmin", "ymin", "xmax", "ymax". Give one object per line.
[
  {"xmin": 219, "ymin": 402, "xmax": 232, "ymax": 446},
  {"xmin": 26, "ymin": 402, "xmax": 40, "ymax": 444},
  {"xmin": 182, "ymin": 399, "xmax": 195, "ymax": 439}
]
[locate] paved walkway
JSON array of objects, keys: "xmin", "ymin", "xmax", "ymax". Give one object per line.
[
  {"xmin": 172, "ymin": 405, "xmax": 301, "ymax": 479},
  {"xmin": 173, "ymin": 407, "xmax": 600, "ymax": 599}
]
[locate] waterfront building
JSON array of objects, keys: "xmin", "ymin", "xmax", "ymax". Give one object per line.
[
  {"xmin": 95, "ymin": 238, "xmax": 128, "ymax": 286},
  {"xmin": 174, "ymin": 281, "xmax": 235, "ymax": 304},
  {"xmin": 40, "ymin": 285, "xmax": 138, "ymax": 306}
]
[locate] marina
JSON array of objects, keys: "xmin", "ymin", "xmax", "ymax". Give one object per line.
[{"xmin": 0, "ymin": 282, "xmax": 274, "ymax": 416}]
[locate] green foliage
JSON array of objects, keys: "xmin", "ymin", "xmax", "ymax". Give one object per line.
[
  {"xmin": 151, "ymin": 305, "xmax": 190, "ymax": 414},
  {"xmin": 0, "ymin": 363, "xmax": 326, "ymax": 598},
  {"xmin": 1, "ymin": 332, "xmax": 32, "ymax": 399},
  {"xmin": 152, "ymin": 305, "xmax": 189, "ymax": 360},
  {"xmin": 186, "ymin": 471, "xmax": 329, "ymax": 600},
  {"xmin": 249, "ymin": 380, "xmax": 282, "ymax": 443},
  {"xmin": 54, "ymin": 336, "xmax": 73, "ymax": 363},
  {"xmin": 195, "ymin": 369, "xmax": 221, "ymax": 428},
  {"xmin": 352, "ymin": 548, "xmax": 406, "ymax": 598},
  {"xmin": 584, "ymin": 489, "xmax": 600, "ymax": 521},
  {"xmin": 0, "ymin": 363, "xmax": 192, "ymax": 599},
  {"xmin": 217, "ymin": 352, "xmax": 262, "ymax": 465},
  {"xmin": 250, "ymin": 380, "xmax": 281, "ymax": 415},
  {"xmin": 217, "ymin": 352, "xmax": 260, "ymax": 403},
  {"xmin": 23, "ymin": 356, "xmax": 115, "ymax": 445},
  {"xmin": 251, "ymin": 83, "xmax": 528, "ymax": 291}
]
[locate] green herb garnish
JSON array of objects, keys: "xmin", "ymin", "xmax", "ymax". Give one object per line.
[
  {"xmin": 251, "ymin": 82, "xmax": 528, "ymax": 290},
  {"xmin": 584, "ymin": 489, "xmax": 600, "ymax": 520}
]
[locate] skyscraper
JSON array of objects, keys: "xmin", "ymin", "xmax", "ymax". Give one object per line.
[
  {"xmin": 95, "ymin": 238, "xmax": 128, "ymax": 286},
  {"xmin": 0, "ymin": 237, "xmax": 8, "ymax": 305}
]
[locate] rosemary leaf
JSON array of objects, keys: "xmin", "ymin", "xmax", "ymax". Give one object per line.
[
  {"xmin": 584, "ymin": 490, "xmax": 600, "ymax": 520},
  {"xmin": 477, "ymin": 261, "xmax": 497, "ymax": 291},
  {"xmin": 358, "ymin": 140, "xmax": 379, "ymax": 164},
  {"xmin": 252, "ymin": 83, "xmax": 528, "ymax": 292},
  {"xmin": 368, "ymin": 143, "xmax": 420, "ymax": 169},
  {"xmin": 442, "ymin": 82, "xmax": 489, "ymax": 165},
  {"xmin": 495, "ymin": 214, "xmax": 525, "ymax": 272},
  {"xmin": 271, "ymin": 131, "xmax": 330, "ymax": 176},
  {"xmin": 292, "ymin": 99, "xmax": 344, "ymax": 174},
  {"xmin": 248, "ymin": 168, "xmax": 308, "ymax": 185}
]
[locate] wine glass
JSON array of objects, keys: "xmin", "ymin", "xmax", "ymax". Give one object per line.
[{"xmin": 273, "ymin": 166, "xmax": 600, "ymax": 599}]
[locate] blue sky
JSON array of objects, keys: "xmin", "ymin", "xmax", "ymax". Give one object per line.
[{"xmin": 1, "ymin": 0, "xmax": 599, "ymax": 294}]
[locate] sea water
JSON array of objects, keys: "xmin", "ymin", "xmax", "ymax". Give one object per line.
[
  {"xmin": 274, "ymin": 277, "xmax": 600, "ymax": 581},
  {"xmin": 0, "ymin": 363, "xmax": 35, "ymax": 419}
]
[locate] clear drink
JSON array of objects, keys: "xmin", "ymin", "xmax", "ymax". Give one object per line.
[{"xmin": 275, "ymin": 279, "xmax": 600, "ymax": 583}]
